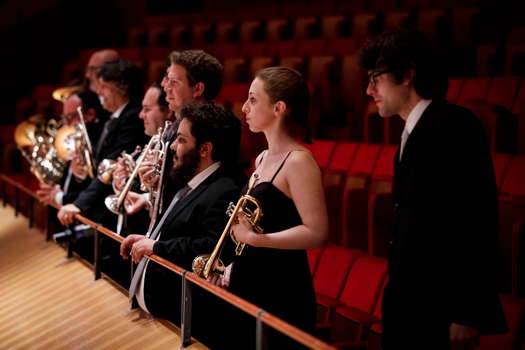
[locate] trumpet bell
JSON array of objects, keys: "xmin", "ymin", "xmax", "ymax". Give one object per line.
[
  {"xmin": 192, "ymin": 254, "xmax": 225, "ymax": 278},
  {"xmin": 54, "ymin": 125, "xmax": 77, "ymax": 161},
  {"xmin": 104, "ymin": 195, "xmax": 120, "ymax": 215},
  {"xmin": 104, "ymin": 194, "xmax": 132, "ymax": 215},
  {"xmin": 97, "ymin": 159, "xmax": 117, "ymax": 184}
]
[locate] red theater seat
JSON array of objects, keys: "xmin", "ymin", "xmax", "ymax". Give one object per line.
[
  {"xmin": 323, "ymin": 142, "xmax": 360, "ymax": 245},
  {"xmin": 499, "ymin": 156, "xmax": 525, "ymax": 293},
  {"xmin": 314, "ymin": 246, "xmax": 362, "ymax": 323},
  {"xmin": 306, "ymin": 247, "xmax": 324, "ymax": 277},
  {"xmin": 342, "ymin": 144, "xmax": 382, "ymax": 250},
  {"xmin": 331, "ymin": 255, "xmax": 388, "ymax": 341},
  {"xmin": 367, "ymin": 145, "xmax": 397, "ymax": 257},
  {"xmin": 478, "ymin": 294, "xmax": 525, "ymax": 350}
]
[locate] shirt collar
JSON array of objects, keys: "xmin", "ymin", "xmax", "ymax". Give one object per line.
[
  {"xmin": 186, "ymin": 162, "xmax": 221, "ymax": 192},
  {"xmin": 404, "ymin": 99, "xmax": 431, "ymax": 135},
  {"xmin": 110, "ymin": 102, "xmax": 128, "ymax": 119}
]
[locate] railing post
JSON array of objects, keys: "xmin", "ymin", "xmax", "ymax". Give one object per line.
[
  {"xmin": 94, "ymin": 228, "xmax": 102, "ymax": 280},
  {"xmin": 180, "ymin": 270, "xmax": 193, "ymax": 349},
  {"xmin": 256, "ymin": 310, "xmax": 268, "ymax": 350},
  {"xmin": 28, "ymin": 196, "xmax": 34, "ymax": 228},
  {"xmin": 14, "ymin": 187, "xmax": 19, "ymax": 217}
]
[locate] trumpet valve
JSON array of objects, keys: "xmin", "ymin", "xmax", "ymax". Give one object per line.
[
  {"xmin": 226, "ymin": 201, "xmax": 236, "ymax": 216},
  {"xmin": 234, "ymin": 243, "xmax": 245, "ymax": 256}
]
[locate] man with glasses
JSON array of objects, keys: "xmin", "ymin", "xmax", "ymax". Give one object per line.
[
  {"xmin": 84, "ymin": 49, "xmax": 120, "ymax": 94},
  {"xmin": 359, "ymin": 29, "xmax": 507, "ymax": 349},
  {"xmin": 37, "ymin": 88, "xmax": 107, "ymax": 208}
]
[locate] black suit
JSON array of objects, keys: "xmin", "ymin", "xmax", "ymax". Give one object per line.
[
  {"xmin": 382, "ymin": 100, "xmax": 507, "ymax": 349},
  {"xmin": 141, "ymin": 166, "xmax": 240, "ymax": 337},
  {"xmin": 73, "ymin": 103, "xmax": 147, "ymax": 227}
]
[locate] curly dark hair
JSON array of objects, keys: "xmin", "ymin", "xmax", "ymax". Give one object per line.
[
  {"xmin": 168, "ymin": 50, "xmax": 223, "ymax": 101},
  {"xmin": 358, "ymin": 29, "xmax": 448, "ymax": 100},
  {"xmin": 96, "ymin": 59, "xmax": 144, "ymax": 103},
  {"xmin": 180, "ymin": 101, "xmax": 241, "ymax": 166}
]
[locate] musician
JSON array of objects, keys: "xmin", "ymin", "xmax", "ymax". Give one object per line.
[
  {"xmin": 112, "ymin": 83, "xmax": 172, "ymax": 235},
  {"xmin": 358, "ymin": 29, "xmax": 507, "ymax": 349},
  {"xmin": 120, "ymin": 101, "xmax": 242, "ymax": 345},
  {"xmin": 84, "ymin": 49, "xmax": 119, "ymax": 94},
  {"xmin": 37, "ymin": 88, "xmax": 107, "ymax": 207},
  {"xmin": 57, "ymin": 59, "xmax": 147, "ymax": 228},
  {"xmin": 223, "ymin": 67, "xmax": 328, "ymax": 350},
  {"xmin": 132, "ymin": 50, "xmax": 224, "ymax": 217}
]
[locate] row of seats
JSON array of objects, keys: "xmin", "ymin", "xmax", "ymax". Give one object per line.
[
  {"xmin": 129, "ymin": 8, "xmax": 490, "ymax": 48},
  {"xmin": 300, "ymin": 140, "xmax": 525, "ymax": 296},
  {"xmin": 306, "ymin": 245, "xmax": 525, "ymax": 349}
]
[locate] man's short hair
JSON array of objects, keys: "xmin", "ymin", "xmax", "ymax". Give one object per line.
[
  {"xmin": 168, "ymin": 50, "xmax": 223, "ymax": 101},
  {"xmin": 97, "ymin": 59, "xmax": 144, "ymax": 103},
  {"xmin": 180, "ymin": 101, "xmax": 240, "ymax": 167},
  {"xmin": 358, "ymin": 29, "xmax": 448, "ymax": 100}
]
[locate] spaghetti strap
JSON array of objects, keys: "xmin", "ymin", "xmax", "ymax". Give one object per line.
[
  {"xmin": 256, "ymin": 150, "xmax": 267, "ymax": 167},
  {"xmin": 270, "ymin": 151, "xmax": 293, "ymax": 183}
]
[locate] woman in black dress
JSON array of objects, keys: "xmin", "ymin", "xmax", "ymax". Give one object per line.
[{"xmin": 227, "ymin": 67, "xmax": 328, "ymax": 349}]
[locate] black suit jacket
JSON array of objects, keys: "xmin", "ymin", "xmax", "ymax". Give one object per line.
[
  {"xmin": 73, "ymin": 103, "xmax": 148, "ymax": 226},
  {"xmin": 383, "ymin": 101, "xmax": 506, "ymax": 345},
  {"xmin": 142, "ymin": 166, "xmax": 240, "ymax": 321}
]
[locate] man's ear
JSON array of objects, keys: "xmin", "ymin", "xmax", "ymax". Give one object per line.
[
  {"xmin": 199, "ymin": 141, "xmax": 213, "ymax": 158},
  {"xmin": 403, "ymin": 69, "xmax": 416, "ymax": 86},
  {"xmin": 193, "ymin": 82, "xmax": 205, "ymax": 98}
]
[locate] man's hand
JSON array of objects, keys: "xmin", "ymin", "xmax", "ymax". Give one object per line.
[
  {"xmin": 57, "ymin": 204, "xmax": 81, "ymax": 226},
  {"xmin": 125, "ymin": 191, "xmax": 149, "ymax": 215},
  {"xmin": 71, "ymin": 156, "xmax": 88, "ymax": 180},
  {"xmin": 36, "ymin": 183, "xmax": 61, "ymax": 206},
  {"xmin": 450, "ymin": 323, "xmax": 480, "ymax": 350},
  {"xmin": 120, "ymin": 234, "xmax": 146, "ymax": 259},
  {"xmin": 112, "ymin": 157, "xmax": 131, "ymax": 193},
  {"xmin": 130, "ymin": 238, "xmax": 155, "ymax": 263},
  {"xmin": 138, "ymin": 157, "xmax": 160, "ymax": 192}
]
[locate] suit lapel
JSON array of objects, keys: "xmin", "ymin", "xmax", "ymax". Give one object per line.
[{"xmin": 159, "ymin": 167, "xmax": 224, "ymax": 232}]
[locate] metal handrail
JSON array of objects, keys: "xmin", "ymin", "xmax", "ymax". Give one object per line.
[{"xmin": 0, "ymin": 173, "xmax": 346, "ymax": 350}]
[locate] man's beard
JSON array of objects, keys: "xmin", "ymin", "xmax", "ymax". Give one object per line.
[{"xmin": 169, "ymin": 147, "xmax": 200, "ymax": 192}]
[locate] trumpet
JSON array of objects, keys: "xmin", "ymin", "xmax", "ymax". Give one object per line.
[
  {"xmin": 146, "ymin": 120, "xmax": 172, "ymax": 229},
  {"xmin": 105, "ymin": 121, "xmax": 172, "ymax": 215},
  {"xmin": 97, "ymin": 147, "xmax": 140, "ymax": 185},
  {"xmin": 54, "ymin": 106, "xmax": 95, "ymax": 179},
  {"xmin": 15, "ymin": 115, "xmax": 66, "ymax": 184},
  {"xmin": 192, "ymin": 174, "xmax": 263, "ymax": 279}
]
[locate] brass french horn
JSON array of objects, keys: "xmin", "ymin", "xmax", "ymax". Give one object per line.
[{"xmin": 14, "ymin": 115, "xmax": 66, "ymax": 184}]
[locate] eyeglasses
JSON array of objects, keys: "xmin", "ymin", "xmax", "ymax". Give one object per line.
[{"xmin": 368, "ymin": 69, "xmax": 392, "ymax": 88}]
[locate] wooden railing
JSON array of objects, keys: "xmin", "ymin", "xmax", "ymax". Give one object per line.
[{"xmin": 0, "ymin": 173, "xmax": 347, "ymax": 350}]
